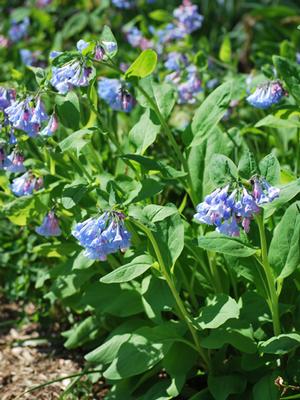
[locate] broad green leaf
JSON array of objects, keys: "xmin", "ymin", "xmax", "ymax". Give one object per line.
[
  {"xmin": 273, "ymin": 56, "xmax": 300, "ymax": 102},
  {"xmin": 195, "ymin": 294, "xmax": 240, "ymax": 329},
  {"xmin": 149, "ymin": 9, "xmax": 173, "ymax": 22},
  {"xmin": 62, "ymin": 12, "xmax": 89, "ymax": 39},
  {"xmin": 143, "ymin": 204, "xmax": 178, "ymax": 223},
  {"xmin": 85, "ymin": 320, "xmax": 145, "ymax": 364},
  {"xmin": 259, "ymin": 153, "xmax": 280, "ymax": 185},
  {"xmin": 100, "ymin": 25, "xmax": 118, "ymax": 58},
  {"xmin": 125, "ymin": 49, "xmax": 158, "ymax": 79},
  {"xmin": 152, "ymin": 81, "xmax": 176, "ymax": 119},
  {"xmin": 201, "ymin": 320, "xmax": 257, "ymax": 354},
  {"xmin": 253, "ymin": 372, "xmax": 280, "ymax": 400},
  {"xmin": 59, "ymin": 128, "xmax": 93, "ymax": 155},
  {"xmin": 197, "ymin": 232, "xmax": 257, "ymax": 257},
  {"xmin": 209, "ymin": 154, "xmax": 238, "ymax": 186},
  {"xmin": 103, "ymin": 323, "xmax": 182, "ymax": 379},
  {"xmin": 62, "ymin": 180, "xmax": 89, "ymax": 209},
  {"xmin": 263, "ymin": 179, "xmax": 300, "ymax": 218},
  {"xmin": 255, "ymin": 115, "xmax": 300, "ymax": 129},
  {"xmin": 152, "ymin": 213, "xmax": 184, "ymax": 270},
  {"xmin": 190, "ymin": 80, "xmax": 233, "ymax": 147},
  {"xmin": 269, "ymin": 202, "xmax": 300, "ymax": 279},
  {"xmin": 238, "ymin": 148, "xmax": 258, "ymax": 179},
  {"xmin": 208, "ymin": 374, "xmax": 247, "ymax": 400},
  {"xmin": 64, "ymin": 316, "xmax": 98, "ymax": 349},
  {"xmin": 100, "ymin": 255, "xmax": 153, "ymax": 284},
  {"xmin": 259, "ymin": 333, "xmax": 300, "ymax": 355},
  {"xmin": 129, "ymin": 109, "xmax": 160, "ymax": 154},
  {"xmin": 56, "ymin": 91, "xmax": 80, "ymax": 130}
]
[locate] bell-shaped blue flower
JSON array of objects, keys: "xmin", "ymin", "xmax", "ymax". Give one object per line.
[
  {"xmin": 246, "ymin": 80, "xmax": 286, "ymax": 109},
  {"xmin": 36, "ymin": 211, "xmax": 61, "ymax": 237}
]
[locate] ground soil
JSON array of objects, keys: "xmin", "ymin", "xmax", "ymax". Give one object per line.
[{"xmin": 0, "ymin": 300, "xmax": 109, "ymax": 399}]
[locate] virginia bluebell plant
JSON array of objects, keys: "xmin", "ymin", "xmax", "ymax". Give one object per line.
[{"xmin": 246, "ymin": 80, "xmax": 286, "ymax": 109}]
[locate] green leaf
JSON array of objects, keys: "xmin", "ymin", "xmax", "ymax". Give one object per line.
[
  {"xmin": 201, "ymin": 320, "xmax": 257, "ymax": 353},
  {"xmin": 194, "ymin": 294, "xmax": 240, "ymax": 329},
  {"xmin": 149, "ymin": 9, "xmax": 173, "ymax": 22},
  {"xmin": 100, "ymin": 25, "xmax": 118, "ymax": 58},
  {"xmin": 61, "ymin": 180, "xmax": 89, "ymax": 209},
  {"xmin": 85, "ymin": 320, "xmax": 145, "ymax": 364},
  {"xmin": 152, "ymin": 81, "xmax": 176, "ymax": 119},
  {"xmin": 255, "ymin": 115, "xmax": 300, "ymax": 129},
  {"xmin": 56, "ymin": 91, "xmax": 80, "ymax": 130},
  {"xmin": 253, "ymin": 372, "xmax": 280, "ymax": 400},
  {"xmin": 209, "ymin": 154, "xmax": 238, "ymax": 186},
  {"xmin": 190, "ymin": 80, "xmax": 233, "ymax": 147},
  {"xmin": 259, "ymin": 333, "xmax": 300, "ymax": 355},
  {"xmin": 259, "ymin": 153, "xmax": 281, "ymax": 185},
  {"xmin": 152, "ymin": 213, "xmax": 184, "ymax": 269},
  {"xmin": 238, "ymin": 148, "xmax": 258, "ymax": 179},
  {"xmin": 263, "ymin": 179, "xmax": 300, "ymax": 218},
  {"xmin": 129, "ymin": 109, "xmax": 160, "ymax": 154},
  {"xmin": 208, "ymin": 374, "xmax": 247, "ymax": 400},
  {"xmin": 59, "ymin": 128, "xmax": 93, "ymax": 155},
  {"xmin": 125, "ymin": 49, "xmax": 158, "ymax": 79},
  {"xmin": 219, "ymin": 35, "xmax": 231, "ymax": 63},
  {"xmin": 100, "ymin": 255, "xmax": 153, "ymax": 284},
  {"xmin": 62, "ymin": 12, "xmax": 89, "ymax": 39},
  {"xmin": 273, "ymin": 56, "xmax": 300, "ymax": 102},
  {"xmin": 143, "ymin": 204, "xmax": 178, "ymax": 223},
  {"xmin": 103, "ymin": 323, "xmax": 182, "ymax": 379},
  {"xmin": 64, "ymin": 316, "xmax": 98, "ymax": 349},
  {"xmin": 269, "ymin": 202, "xmax": 300, "ymax": 279},
  {"xmin": 197, "ymin": 232, "xmax": 257, "ymax": 257}
]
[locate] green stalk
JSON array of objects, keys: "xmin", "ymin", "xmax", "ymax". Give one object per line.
[
  {"xmin": 255, "ymin": 213, "xmax": 281, "ymax": 336},
  {"xmin": 295, "ymin": 128, "xmax": 300, "ymax": 176},
  {"xmin": 132, "ymin": 219, "xmax": 209, "ymax": 369}
]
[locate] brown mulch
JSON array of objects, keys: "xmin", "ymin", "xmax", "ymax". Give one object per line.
[{"xmin": 0, "ymin": 301, "xmax": 109, "ymax": 400}]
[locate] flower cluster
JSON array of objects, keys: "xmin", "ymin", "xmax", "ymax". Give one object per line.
[
  {"xmin": 4, "ymin": 97, "xmax": 57, "ymax": 138},
  {"xmin": 98, "ymin": 78, "xmax": 135, "ymax": 112},
  {"xmin": 246, "ymin": 80, "xmax": 286, "ymax": 109},
  {"xmin": 72, "ymin": 212, "xmax": 131, "ymax": 261},
  {"xmin": 10, "ymin": 172, "xmax": 43, "ymax": 197},
  {"xmin": 194, "ymin": 178, "xmax": 279, "ymax": 236},
  {"xmin": 36, "ymin": 211, "xmax": 61, "ymax": 237},
  {"xmin": 8, "ymin": 17, "xmax": 30, "ymax": 42},
  {"xmin": 165, "ymin": 62, "xmax": 202, "ymax": 104},
  {"xmin": 124, "ymin": 27, "xmax": 153, "ymax": 50}
]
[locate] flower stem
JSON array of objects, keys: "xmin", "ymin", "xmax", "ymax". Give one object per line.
[
  {"xmin": 255, "ymin": 213, "xmax": 281, "ymax": 336},
  {"xmin": 132, "ymin": 219, "xmax": 209, "ymax": 369}
]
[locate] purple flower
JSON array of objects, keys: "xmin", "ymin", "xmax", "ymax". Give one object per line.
[
  {"xmin": 0, "ymin": 35, "xmax": 9, "ymax": 48},
  {"xmin": 8, "ymin": 17, "xmax": 30, "ymax": 42},
  {"xmin": 20, "ymin": 49, "xmax": 35, "ymax": 66},
  {"xmin": 164, "ymin": 52, "xmax": 189, "ymax": 71},
  {"xmin": 98, "ymin": 78, "xmax": 134, "ymax": 112},
  {"xmin": 0, "ymin": 87, "xmax": 15, "ymax": 110},
  {"xmin": 246, "ymin": 80, "xmax": 286, "ymax": 109},
  {"xmin": 72, "ymin": 211, "xmax": 131, "ymax": 261},
  {"xmin": 166, "ymin": 65, "xmax": 202, "ymax": 104},
  {"xmin": 5, "ymin": 150, "xmax": 26, "ymax": 173},
  {"xmin": 112, "ymin": 0, "xmax": 135, "ymax": 9},
  {"xmin": 31, "ymin": 97, "xmax": 48, "ymax": 124},
  {"xmin": 124, "ymin": 26, "xmax": 153, "ymax": 50},
  {"xmin": 51, "ymin": 61, "xmax": 92, "ymax": 94},
  {"xmin": 0, "ymin": 147, "xmax": 10, "ymax": 169},
  {"xmin": 76, "ymin": 39, "xmax": 89, "ymax": 53},
  {"xmin": 40, "ymin": 114, "xmax": 58, "ymax": 136},
  {"xmin": 10, "ymin": 172, "xmax": 34, "ymax": 196},
  {"xmin": 252, "ymin": 177, "xmax": 280, "ymax": 205},
  {"xmin": 173, "ymin": 0, "xmax": 204, "ymax": 34},
  {"xmin": 36, "ymin": 0, "xmax": 52, "ymax": 6},
  {"xmin": 36, "ymin": 211, "xmax": 61, "ymax": 237}
]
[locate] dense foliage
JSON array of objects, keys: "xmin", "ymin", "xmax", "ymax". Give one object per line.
[{"xmin": 1, "ymin": 0, "xmax": 300, "ymax": 398}]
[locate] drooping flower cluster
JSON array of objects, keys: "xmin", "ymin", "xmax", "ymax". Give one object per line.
[
  {"xmin": 124, "ymin": 27, "xmax": 154, "ymax": 50},
  {"xmin": 5, "ymin": 149, "xmax": 26, "ymax": 173},
  {"xmin": 51, "ymin": 60, "xmax": 92, "ymax": 94},
  {"xmin": 194, "ymin": 178, "xmax": 279, "ymax": 236},
  {"xmin": 246, "ymin": 80, "xmax": 286, "ymax": 109},
  {"xmin": 98, "ymin": 78, "xmax": 135, "ymax": 112},
  {"xmin": 10, "ymin": 172, "xmax": 43, "ymax": 197},
  {"xmin": 20, "ymin": 49, "xmax": 42, "ymax": 67},
  {"xmin": 3, "ymin": 95, "xmax": 58, "ymax": 137},
  {"xmin": 36, "ymin": 211, "xmax": 61, "ymax": 237},
  {"xmin": 72, "ymin": 211, "xmax": 131, "ymax": 261},
  {"xmin": 165, "ymin": 62, "xmax": 202, "ymax": 104}
]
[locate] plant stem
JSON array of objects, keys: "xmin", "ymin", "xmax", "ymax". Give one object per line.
[
  {"xmin": 132, "ymin": 219, "xmax": 209, "ymax": 369},
  {"xmin": 295, "ymin": 128, "xmax": 300, "ymax": 176},
  {"xmin": 255, "ymin": 213, "xmax": 281, "ymax": 336}
]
